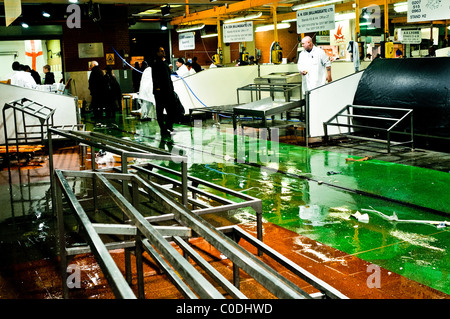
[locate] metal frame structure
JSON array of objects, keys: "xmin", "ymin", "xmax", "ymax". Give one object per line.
[
  {"xmin": 323, "ymin": 104, "xmax": 414, "ymax": 153},
  {"xmin": 236, "ymin": 83, "xmax": 302, "ymax": 104},
  {"xmin": 189, "ymin": 83, "xmax": 304, "ymax": 132},
  {"xmin": 48, "ymin": 129, "xmax": 263, "ymax": 242},
  {"xmin": 129, "ymin": 162, "xmax": 263, "ymax": 244},
  {"xmin": 2, "ymin": 98, "xmax": 55, "ymax": 147},
  {"xmin": 55, "ymin": 169, "xmax": 348, "ymax": 299},
  {"xmin": 233, "ymin": 97, "xmax": 301, "ymax": 133}
]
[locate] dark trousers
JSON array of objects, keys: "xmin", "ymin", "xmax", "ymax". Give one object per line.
[
  {"xmin": 155, "ymin": 93, "xmax": 175, "ymax": 133},
  {"xmin": 91, "ymin": 94, "xmax": 103, "ymax": 119}
]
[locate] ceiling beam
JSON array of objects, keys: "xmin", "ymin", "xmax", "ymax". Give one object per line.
[{"xmin": 171, "ymin": 0, "xmax": 282, "ymax": 25}]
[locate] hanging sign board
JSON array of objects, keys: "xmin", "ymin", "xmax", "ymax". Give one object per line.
[
  {"xmin": 399, "ymin": 29, "xmax": 422, "ymax": 44},
  {"xmin": 4, "ymin": 0, "xmax": 21, "ymax": 27},
  {"xmin": 223, "ymin": 22, "xmax": 253, "ymax": 43},
  {"xmin": 297, "ymin": 4, "xmax": 335, "ymax": 34},
  {"xmin": 407, "ymin": 0, "xmax": 450, "ymax": 22},
  {"xmin": 179, "ymin": 32, "xmax": 195, "ymax": 50}
]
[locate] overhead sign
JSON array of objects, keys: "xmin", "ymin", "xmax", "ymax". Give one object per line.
[
  {"xmin": 179, "ymin": 32, "xmax": 195, "ymax": 50},
  {"xmin": 407, "ymin": 0, "xmax": 450, "ymax": 22},
  {"xmin": 4, "ymin": 0, "xmax": 21, "ymax": 27},
  {"xmin": 223, "ymin": 22, "xmax": 253, "ymax": 43},
  {"xmin": 297, "ymin": 4, "xmax": 335, "ymax": 34}
]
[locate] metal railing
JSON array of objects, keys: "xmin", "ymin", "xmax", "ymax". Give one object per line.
[{"xmin": 323, "ymin": 104, "xmax": 414, "ymax": 153}]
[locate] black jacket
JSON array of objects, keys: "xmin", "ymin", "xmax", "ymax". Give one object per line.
[
  {"xmin": 152, "ymin": 59, "xmax": 174, "ymax": 96},
  {"xmin": 44, "ymin": 72, "xmax": 55, "ymax": 85}
]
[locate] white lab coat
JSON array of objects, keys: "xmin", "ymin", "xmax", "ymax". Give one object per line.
[
  {"xmin": 10, "ymin": 71, "xmax": 37, "ymax": 89},
  {"xmin": 138, "ymin": 67, "xmax": 156, "ymax": 119},
  {"xmin": 297, "ymin": 46, "xmax": 331, "ymax": 94},
  {"xmin": 176, "ymin": 64, "xmax": 189, "ymax": 77}
]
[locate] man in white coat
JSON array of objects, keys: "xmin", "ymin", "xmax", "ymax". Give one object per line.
[
  {"xmin": 138, "ymin": 61, "xmax": 156, "ymax": 120},
  {"xmin": 175, "ymin": 58, "xmax": 189, "ymax": 77},
  {"xmin": 10, "ymin": 62, "xmax": 37, "ymax": 89},
  {"xmin": 297, "ymin": 36, "xmax": 332, "ymax": 94}
]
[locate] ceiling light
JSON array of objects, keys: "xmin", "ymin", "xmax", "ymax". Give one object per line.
[
  {"xmin": 176, "ymin": 23, "xmax": 205, "ymax": 33},
  {"xmin": 201, "ymin": 33, "xmax": 218, "ymax": 38},
  {"xmin": 42, "ymin": 11, "xmax": 51, "ymax": 18},
  {"xmin": 255, "ymin": 23, "xmax": 290, "ymax": 32},
  {"xmin": 69, "ymin": 0, "xmax": 78, "ymax": 3},
  {"xmin": 292, "ymin": 0, "xmax": 342, "ymax": 11},
  {"xmin": 135, "ymin": 9, "xmax": 160, "ymax": 16},
  {"xmin": 281, "ymin": 18, "xmax": 297, "ymax": 23},
  {"xmin": 394, "ymin": 2, "xmax": 408, "ymax": 13},
  {"xmin": 161, "ymin": 21, "xmax": 168, "ymax": 30},
  {"xmin": 224, "ymin": 12, "xmax": 262, "ymax": 24},
  {"xmin": 21, "ymin": 22, "xmax": 29, "ymax": 28}
]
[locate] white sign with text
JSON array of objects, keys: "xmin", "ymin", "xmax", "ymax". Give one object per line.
[
  {"xmin": 407, "ymin": 0, "xmax": 450, "ymax": 22},
  {"xmin": 179, "ymin": 32, "xmax": 195, "ymax": 50},
  {"xmin": 297, "ymin": 4, "xmax": 335, "ymax": 34},
  {"xmin": 223, "ymin": 22, "xmax": 254, "ymax": 43}
]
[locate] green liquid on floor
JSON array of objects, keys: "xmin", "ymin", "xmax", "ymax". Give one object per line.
[{"xmin": 84, "ymin": 114, "xmax": 450, "ymax": 295}]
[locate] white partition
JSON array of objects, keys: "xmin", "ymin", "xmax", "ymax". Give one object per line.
[
  {"xmin": 172, "ymin": 64, "xmax": 299, "ymax": 110},
  {"xmin": 307, "ymin": 71, "xmax": 364, "ymax": 138},
  {"xmin": 0, "ymin": 83, "xmax": 79, "ymax": 144},
  {"xmin": 172, "ymin": 62, "xmax": 368, "ymax": 113}
]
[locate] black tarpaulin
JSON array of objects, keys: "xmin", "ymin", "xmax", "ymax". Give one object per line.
[{"xmin": 352, "ymin": 57, "xmax": 450, "ymax": 137}]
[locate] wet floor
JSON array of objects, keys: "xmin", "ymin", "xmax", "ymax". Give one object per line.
[{"xmin": 0, "ymin": 110, "xmax": 449, "ymax": 298}]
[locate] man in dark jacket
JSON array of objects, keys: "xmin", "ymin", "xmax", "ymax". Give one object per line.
[
  {"xmin": 43, "ymin": 64, "xmax": 55, "ymax": 84},
  {"xmin": 104, "ymin": 66, "xmax": 122, "ymax": 118},
  {"xmin": 88, "ymin": 61, "xmax": 104, "ymax": 119},
  {"xmin": 152, "ymin": 46, "xmax": 176, "ymax": 138}
]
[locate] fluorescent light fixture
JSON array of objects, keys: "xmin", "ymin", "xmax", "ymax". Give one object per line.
[
  {"xmin": 394, "ymin": 2, "xmax": 408, "ymax": 13},
  {"xmin": 224, "ymin": 11, "xmax": 262, "ymax": 24},
  {"xmin": 176, "ymin": 23, "xmax": 205, "ymax": 33},
  {"xmin": 255, "ymin": 23, "xmax": 290, "ymax": 32},
  {"xmin": 21, "ymin": 22, "xmax": 29, "ymax": 28},
  {"xmin": 135, "ymin": 9, "xmax": 160, "ymax": 15},
  {"xmin": 292, "ymin": 0, "xmax": 342, "ymax": 11},
  {"xmin": 201, "ymin": 33, "xmax": 218, "ymax": 38},
  {"xmin": 335, "ymin": 12, "xmax": 355, "ymax": 21},
  {"xmin": 69, "ymin": 0, "xmax": 78, "ymax": 3},
  {"xmin": 160, "ymin": 21, "xmax": 168, "ymax": 30},
  {"xmin": 281, "ymin": 18, "xmax": 297, "ymax": 23}
]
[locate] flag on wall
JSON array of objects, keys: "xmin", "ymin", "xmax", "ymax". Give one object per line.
[
  {"xmin": 25, "ymin": 40, "xmax": 44, "ymax": 71},
  {"xmin": 5, "ymin": 0, "xmax": 22, "ymax": 27}
]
